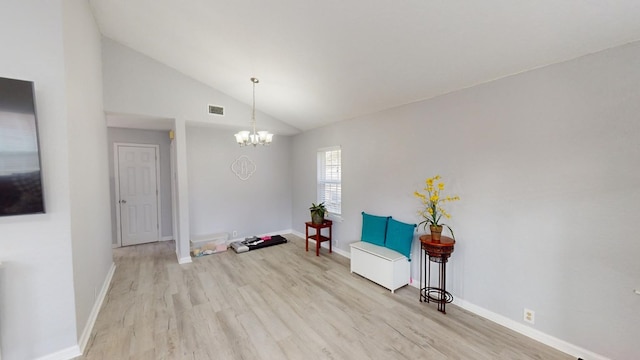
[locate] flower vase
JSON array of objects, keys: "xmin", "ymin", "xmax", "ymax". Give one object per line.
[{"xmin": 430, "ymin": 225, "xmax": 443, "ymax": 242}]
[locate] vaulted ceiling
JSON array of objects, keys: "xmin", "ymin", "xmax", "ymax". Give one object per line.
[{"xmin": 89, "ymin": 0, "xmax": 640, "ymax": 133}]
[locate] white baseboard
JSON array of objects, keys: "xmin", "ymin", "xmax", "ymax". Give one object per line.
[
  {"xmin": 453, "ymin": 298, "xmax": 609, "ymax": 360},
  {"xmin": 405, "ymin": 278, "xmax": 607, "ymax": 359},
  {"xmin": 34, "ymin": 345, "xmax": 81, "ymax": 360},
  {"xmin": 198, "ymin": 229, "xmax": 604, "ymax": 358},
  {"xmin": 409, "ymin": 272, "xmax": 609, "ymax": 359},
  {"xmin": 446, "ymin": 297, "xmax": 608, "ymax": 360},
  {"xmin": 78, "ymin": 262, "xmax": 116, "ymax": 354},
  {"xmin": 267, "ymin": 228, "xmax": 293, "ymax": 237},
  {"xmin": 36, "ymin": 264, "xmax": 116, "ymax": 360},
  {"xmin": 161, "ymin": 236, "xmax": 173, "ymax": 241},
  {"xmin": 291, "ymin": 230, "xmax": 351, "ymax": 258},
  {"xmin": 178, "ymin": 255, "xmax": 192, "ymax": 264},
  {"xmin": 225, "ymin": 229, "xmax": 351, "ymax": 257},
  {"xmin": 227, "ymin": 229, "xmax": 294, "ymax": 244}
]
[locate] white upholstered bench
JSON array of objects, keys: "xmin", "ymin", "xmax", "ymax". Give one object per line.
[
  {"xmin": 350, "ymin": 241, "xmax": 410, "ymax": 293},
  {"xmin": 349, "ymin": 212, "xmax": 415, "ymax": 293}
]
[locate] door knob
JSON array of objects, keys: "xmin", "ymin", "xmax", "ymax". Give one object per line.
[{"xmin": 120, "ymin": 199, "xmax": 127, "ymax": 204}]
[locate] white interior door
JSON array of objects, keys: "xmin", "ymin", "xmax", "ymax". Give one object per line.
[{"xmin": 117, "ymin": 145, "xmax": 160, "ymax": 246}]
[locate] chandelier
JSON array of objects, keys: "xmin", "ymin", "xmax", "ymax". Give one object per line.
[{"xmin": 234, "ymin": 77, "xmax": 274, "ymax": 146}]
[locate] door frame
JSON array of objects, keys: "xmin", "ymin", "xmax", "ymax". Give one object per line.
[{"xmin": 113, "ymin": 142, "xmax": 162, "ymax": 247}]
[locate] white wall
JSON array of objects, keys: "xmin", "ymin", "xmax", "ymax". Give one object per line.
[
  {"xmin": 101, "ymin": 38, "xmax": 297, "ymax": 259},
  {"xmin": 101, "ymin": 38, "xmax": 300, "ymax": 136},
  {"xmin": 107, "ymin": 128, "xmax": 173, "ymax": 243},
  {"xmin": 186, "ymin": 126, "xmax": 292, "ymax": 240},
  {"xmin": 98, "ymin": 17, "xmax": 639, "ymax": 359},
  {"xmin": 0, "ymin": 2, "xmax": 114, "ymax": 358},
  {"xmin": 63, "ymin": 0, "xmax": 114, "ymax": 348},
  {"xmin": 292, "ymin": 41, "xmax": 640, "ymax": 359},
  {"xmin": 173, "ymin": 119, "xmax": 191, "ymax": 262},
  {"xmin": 0, "ymin": 1, "xmax": 78, "ymax": 359}
]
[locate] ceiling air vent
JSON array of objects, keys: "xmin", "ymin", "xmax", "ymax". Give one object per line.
[{"xmin": 208, "ymin": 104, "xmax": 224, "ymax": 116}]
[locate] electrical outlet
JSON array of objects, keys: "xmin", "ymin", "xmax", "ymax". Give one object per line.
[
  {"xmin": 524, "ymin": 308, "xmax": 535, "ymax": 324},
  {"xmin": 232, "ymin": 230, "xmax": 238, "ymax": 238}
]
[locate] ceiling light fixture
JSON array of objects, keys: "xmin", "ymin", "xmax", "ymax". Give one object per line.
[{"xmin": 234, "ymin": 77, "xmax": 273, "ymax": 146}]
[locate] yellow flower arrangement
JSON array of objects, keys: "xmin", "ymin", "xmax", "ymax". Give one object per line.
[{"xmin": 414, "ymin": 175, "xmax": 460, "ymax": 238}]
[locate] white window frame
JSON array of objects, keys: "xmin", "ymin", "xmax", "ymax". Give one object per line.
[{"xmin": 317, "ymin": 146, "xmax": 341, "ymax": 216}]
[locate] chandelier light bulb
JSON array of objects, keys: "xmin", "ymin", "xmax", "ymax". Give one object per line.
[{"xmin": 234, "ymin": 77, "xmax": 274, "ymax": 147}]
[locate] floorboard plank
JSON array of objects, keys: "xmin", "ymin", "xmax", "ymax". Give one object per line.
[{"xmin": 77, "ymin": 235, "xmax": 573, "ymax": 360}]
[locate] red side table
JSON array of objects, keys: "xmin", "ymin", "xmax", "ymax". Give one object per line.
[{"xmin": 305, "ymin": 220, "xmax": 332, "ymax": 256}]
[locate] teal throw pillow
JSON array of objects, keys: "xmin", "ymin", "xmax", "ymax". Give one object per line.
[
  {"xmin": 361, "ymin": 212, "xmax": 389, "ymax": 246},
  {"xmin": 385, "ymin": 218, "xmax": 416, "ymax": 260}
]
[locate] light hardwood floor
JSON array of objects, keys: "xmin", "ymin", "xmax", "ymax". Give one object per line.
[{"xmin": 80, "ymin": 235, "xmax": 573, "ymax": 360}]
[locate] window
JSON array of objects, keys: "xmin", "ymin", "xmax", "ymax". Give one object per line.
[{"xmin": 317, "ymin": 146, "xmax": 341, "ymax": 215}]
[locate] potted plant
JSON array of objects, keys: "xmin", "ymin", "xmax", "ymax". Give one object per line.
[
  {"xmin": 413, "ymin": 175, "xmax": 460, "ymax": 241},
  {"xmin": 309, "ymin": 202, "xmax": 328, "ymax": 225}
]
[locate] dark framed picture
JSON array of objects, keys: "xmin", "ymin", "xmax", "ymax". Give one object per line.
[{"xmin": 0, "ymin": 76, "xmax": 45, "ymax": 216}]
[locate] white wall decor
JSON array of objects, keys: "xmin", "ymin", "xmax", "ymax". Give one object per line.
[{"xmin": 231, "ymin": 155, "xmax": 256, "ymax": 180}]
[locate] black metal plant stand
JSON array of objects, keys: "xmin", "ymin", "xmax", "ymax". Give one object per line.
[{"xmin": 419, "ymin": 235, "xmax": 455, "ymax": 314}]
